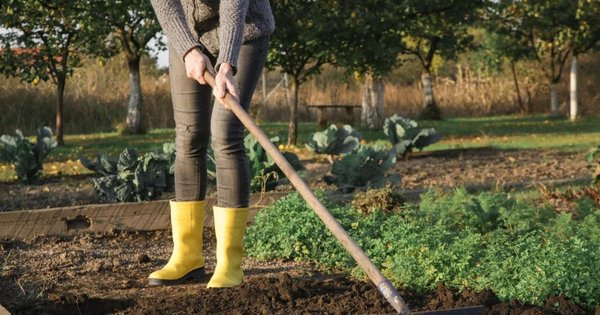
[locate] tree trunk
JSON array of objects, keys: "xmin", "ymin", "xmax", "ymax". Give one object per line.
[
  {"xmin": 55, "ymin": 76, "xmax": 66, "ymax": 145},
  {"xmin": 569, "ymin": 54, "xmax": 578, "ymax": 121},
  {"xmin": 420, "ymin": 71, "xmax": 441, "ymax": 119},
  {"xmin": 510, "ymin": 61, "xmax": 526, "ymax": 114},
  {"xmin": 550, "ymin": 81, "xmax": 559, "ymax": 116},
  {"xmin": 286, "ymin": 76, "xmax": 299, "ymax": 145},
  {"xmin": 126, "ymin": 56, "xmax": 144, "ymax": 134},
  {"xmin": 360, "ymin": 73, "xmax": 384, "ymax": 130}
]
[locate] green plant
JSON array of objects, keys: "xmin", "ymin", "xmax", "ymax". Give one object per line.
[
  {"xmin": 0, "ymin": 127, "xmax": 57, "ymax": 182},
  {"xmin": 586, "ymin": 145, "xmax": 600, "ymax": 183},
  {"xmin": 324, "ymin": 144, "xmax": 399, "ymax": 192},
  {"xmin": 246, "ymin": 189, "xmax": 600, "ymax": 310},
  {"xmin": 244, "ymin": 133, "xmax": 304, "ymax": 192},
  {"xmin": 306, "ymin": 124, "xmax": 361, "ymax": 156},
  {"xmin": 383, "ymin": 115, "xmax": 442, "ymax": 156},
  {"xmin": 80, "ymin": 143, "xmax": 175, "ymax": 202},
  {"xmin": 245, "ymin": 192, "xmax": 352, "ymax": 266}
]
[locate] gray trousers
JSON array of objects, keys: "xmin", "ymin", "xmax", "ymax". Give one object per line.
[{"xmin": 169, "ymin": 36, "xmax": 269, "ymax": 208}]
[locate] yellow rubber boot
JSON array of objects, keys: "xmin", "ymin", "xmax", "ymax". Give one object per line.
[
  {"xmin": 148, "ymin": 200, "xmax": 206, "ymax": 285},
  {"xmin": 207, "ymin": 206, "xmax": 249, "ymax": 288}
]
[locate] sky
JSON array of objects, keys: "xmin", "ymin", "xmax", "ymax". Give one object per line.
[{"xmin": 147, "ymin": 35, "xmax": 169, "ymax": 69}]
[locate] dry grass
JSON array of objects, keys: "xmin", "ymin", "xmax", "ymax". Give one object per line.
[
  {"xmin": 0, "ymin": 54, "xmax": 172, "ymax": 135},
  {"xmin": 1, "ymin": 53, "xmax": 598, "ymax": 135},
  {"xmin": 258, "ymin": 54, "xmax": 600, "ymax": 122}
]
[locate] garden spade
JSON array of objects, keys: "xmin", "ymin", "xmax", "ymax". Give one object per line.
[{"xmin": 203, "ymin": 71, "xmax": 485, "ymax": 315}]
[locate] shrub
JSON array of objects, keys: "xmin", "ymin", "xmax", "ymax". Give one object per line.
[{"xmin": 0, "ymin": 127, "xmax": 57, "ymax": 182}]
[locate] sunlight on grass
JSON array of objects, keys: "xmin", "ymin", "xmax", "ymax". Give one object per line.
[
  {"xmin": 48, "ymin": 130, "xmax": 176, "ymax": 162},
  {"xmin": 2, "ymin": 115, "xmax": 599, "ymax": 182},
  {"xmin": 261, "ymin": 115, "xmax": 600, "ymax": 152},
  {"xmin": 428, "ymin": 132, "xmax": 600, "ymax": 151}
]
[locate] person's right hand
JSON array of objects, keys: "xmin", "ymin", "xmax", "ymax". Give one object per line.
[{"xmin": 183, "ymin": 47, "xmax": 215, "ymax": 85}]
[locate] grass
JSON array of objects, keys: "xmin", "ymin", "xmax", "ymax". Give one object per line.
[
  {"xmin": 262, "ymin": 114, "xmax": 600, "ymax": 151},
  {"xmin": 1, "ymin": 115, "xmax": 599, "ymax": 181},
  {"xmin": 422, "ymin": 115, "xmax": 600, "ymax": 151},
  {"xmin": 49, "ymin": 128, "xmax": 175, "ymax": 162}
]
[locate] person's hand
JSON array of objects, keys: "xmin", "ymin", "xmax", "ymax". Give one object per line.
[
  {"xmin": 213, "ymin": 63, "xmax": 240, "ymax": 109},
  {"xmin": 183, "ymin": 47, "xmax": 215, "ymax": 85}
]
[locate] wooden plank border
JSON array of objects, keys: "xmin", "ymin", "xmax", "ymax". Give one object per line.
[
  {"xmin": 0, "ymin": 192, "xmax": 290, "ymax": 240},
  {"xmin": 0, "ymin": 176, "xmax": 588, "ymax": 240}
]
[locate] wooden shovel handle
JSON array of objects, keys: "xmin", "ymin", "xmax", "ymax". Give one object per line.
[{"xmin": 203, "ymin": 71, "xmax": 410, "ymax": 315}]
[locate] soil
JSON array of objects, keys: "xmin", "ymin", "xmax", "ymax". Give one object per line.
[
  {"xmin": 0, "ymin": 147, "xmax": 596, "ymax": 314},
  {"xmin": 0, "ymin": 148, "xmax": 591, "ymax": 212},
  {"xmin": 392, "ymin": 148, "xmax": 590, "ymax": 190},
  {"xmin": 1, "ymin": 229, "xmax": 595, "ymax": 315}
]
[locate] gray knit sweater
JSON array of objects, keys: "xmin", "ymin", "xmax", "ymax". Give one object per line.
[{"xmin": 151, "ymin": 0, "xmax": 274, "ymax": 69}]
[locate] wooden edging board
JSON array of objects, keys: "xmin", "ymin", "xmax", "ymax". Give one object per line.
[
  {"xmin": 0, "ymin": 176, "xmax": 589, "ymax": 241},
  {"xmin": 0, "ymin": 192, "xmax": 289, "ymax": 240}
]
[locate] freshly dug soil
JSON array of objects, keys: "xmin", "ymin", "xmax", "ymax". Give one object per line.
[
  {"xmin": 393, "ymin": 148, "xmax": 590, "ymax": 190},
  {"xmin": 0, "ymin": 148, "xmax": 591, "ymax": 212},
  {"xmin": 0, "ymin": 229, "xmax": 594, "ymax": 314}
]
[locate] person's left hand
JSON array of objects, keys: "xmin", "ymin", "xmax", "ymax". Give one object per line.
[{"xmin": 213, "ymin": 63, "xmax": 240, "ymax": 109}]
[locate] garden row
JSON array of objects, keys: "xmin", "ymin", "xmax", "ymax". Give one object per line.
[
  {"xmin": 0, "ymin": 116, "xmax": 442, "ymax": 199},
  {"xmin": 245, "ymin": 187, "xmax": 600, "ymax": 311}
]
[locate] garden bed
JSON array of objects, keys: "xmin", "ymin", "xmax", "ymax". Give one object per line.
[
  {"xmin": 0, "ymin": 229, "xmax": 590, "ymax": 315},
  {"xmin": 0, "ymin": 148, "xmax": 591, "ymax": 212},
  {"xmin": 1, "ymin": 146, "xmax": 598, "ymax": 314}
]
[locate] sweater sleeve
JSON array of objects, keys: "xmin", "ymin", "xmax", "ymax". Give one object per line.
[
  {"xmin": 150, "ymin": 0, "xmax": 202, "ymax": 60},
  {"xmin": 216, "ymin": 0, "xmax": 249, "ymax": 72}
]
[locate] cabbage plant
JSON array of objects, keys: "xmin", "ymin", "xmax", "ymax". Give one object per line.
[
  {"xmin": 0, "ymin": 127, "xmax": 57, "ymax": 182},
  {"xmin": 383, "ymin": 115, "xmax": 442, "ymax": 156},
  {"xmin": 306, "ymin": 124, "xmax": 361, "ymax": 156}
]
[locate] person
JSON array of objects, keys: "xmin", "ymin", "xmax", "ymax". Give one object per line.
[{"xmin": 148, "ymin": 0, "xmax": 274, "ymax": 288}]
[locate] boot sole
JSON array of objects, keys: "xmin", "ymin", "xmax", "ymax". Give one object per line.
[{"xmin": 148, "ymin": 267, "xmax": 206, "ymax": 286}]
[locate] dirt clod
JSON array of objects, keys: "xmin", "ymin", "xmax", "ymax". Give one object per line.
[{"xmin": 136, "ymin": 253, "xmax": 151, "ymax": 264}]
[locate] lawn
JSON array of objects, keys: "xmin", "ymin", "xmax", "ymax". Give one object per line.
[{"xmin": 1, "ymin": 114, "xmax": 599, "ymax": 181}]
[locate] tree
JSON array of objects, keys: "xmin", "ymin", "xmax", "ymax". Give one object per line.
[
  {"xmin": 92, "ymin": 0, "xmax": 163, "ymax": 133},
  {"xmin": 402, "ymin": 0, "xmax": 484, "ymax": 120},
  {"xmin": 332, "ymin": 0, "xmax": 404, "ymax": 130},
  {"xmin": 565, "ymin": 0, "xmax": 600, "ymax": 120},
  {"xmin": 496, "ymin": 0, "xmax": 578, "ymax": 117},
  {"xmin": 476, "ymin": 20, "xmax": 535, "ymax": 114},
  {"xmin": 0, "ymin": 0, "xmax": 103, "ymax": 145},
  {"xmin": 267, "ymin": 0, "xmax": 339, "ymax": 145}
]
